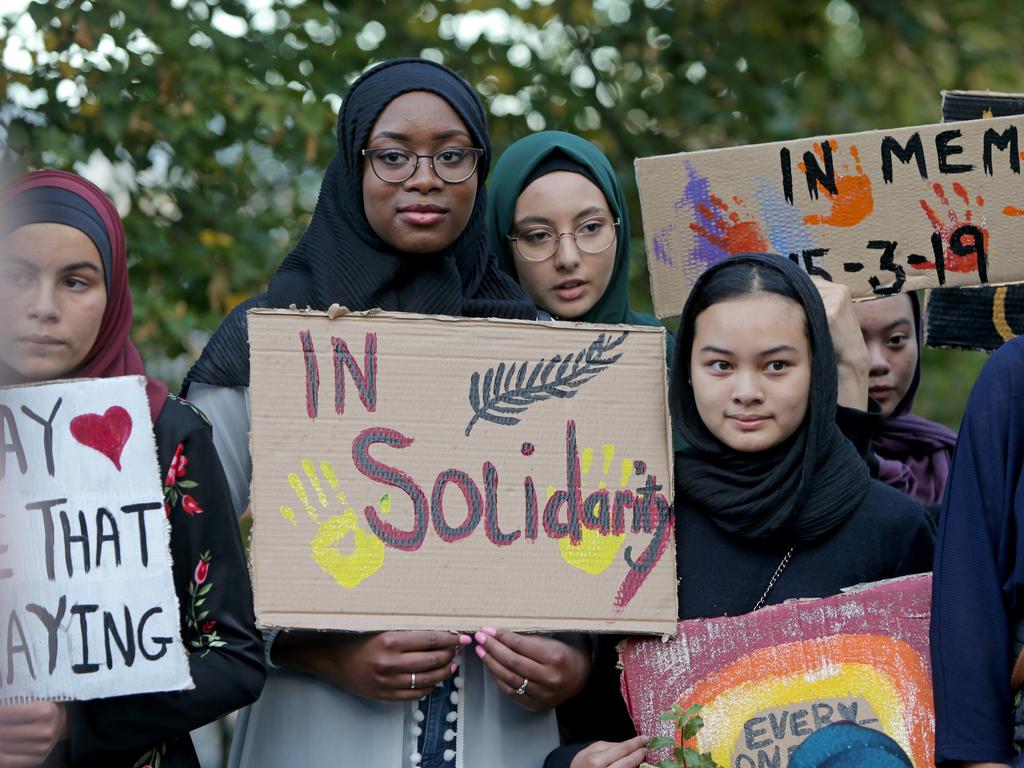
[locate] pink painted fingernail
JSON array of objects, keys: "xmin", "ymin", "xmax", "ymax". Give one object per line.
[
  {"xmin": 458, "ymin": 634, "xmax": 472, "ymax": 646},
  {"xmin": 481, "ymin": 626, "xmax": 497, "ymax": 637},
  {"xmin": 474, "ymin": 645, "xmax": 486, "ymax": 659},
  {"xmin": 450, "ymin": 663, "xmax": 458, "ymax": 674},
  {"xmin": 473, "ymin": 631, "xmax": 487, "ymax": 645}
]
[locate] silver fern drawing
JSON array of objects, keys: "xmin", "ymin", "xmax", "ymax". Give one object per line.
[{"xmin": 464, "ymin": 331, "xmax": 629, "ymax": 436}]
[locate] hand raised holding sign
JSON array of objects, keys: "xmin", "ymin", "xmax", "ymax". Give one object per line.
[
  {"xmin": 811, "ymin": 277, "xmax": 870, "ymax": 410},
  {"xmin": 473, "ymin": 627, "xmax": 589, "ymax": 711}
]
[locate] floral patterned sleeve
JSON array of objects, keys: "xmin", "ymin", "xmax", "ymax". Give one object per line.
[{"xmin": 66, "ymin": 397, "xmax": 266, "ymax": 768}]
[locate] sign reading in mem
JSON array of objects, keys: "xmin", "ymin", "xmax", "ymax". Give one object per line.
[
  {"xmin": 926, "ymin": 91, "xmax": 1024, "ymax": 351},
  {"xmin": 0, "ymin": 376, "xmax": 191, "ymax": 703},
  {"xmin": 248, "ymin": 309, "xmax": 677, "ymax": 634},
  {"xmin": 620, "ymin": 575, "xmax": 934, "ymax": 768},
  {"xmin": 637, "ymin": 115, "xmax": 1024, "ymax": 318}
]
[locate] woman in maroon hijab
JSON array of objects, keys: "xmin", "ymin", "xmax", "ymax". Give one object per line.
[{"xmin": 0, "ymin": 170, "xmax": 264, "ymax": 767}]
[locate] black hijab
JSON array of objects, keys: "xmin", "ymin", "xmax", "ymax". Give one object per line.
[
  {"xmin": 183, "ymin": 58, "xmax": 535, "ymax": 391},
  {"xmin": 670, "ymin": 254, "xmax": 870, "ymax": 544}
]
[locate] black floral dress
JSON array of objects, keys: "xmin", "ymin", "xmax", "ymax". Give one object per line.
[{"xmin": 65, "ymin": 395, "xmax": 266, "ymax": 767}]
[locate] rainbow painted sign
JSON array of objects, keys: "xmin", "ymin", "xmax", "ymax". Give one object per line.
[
  {"xmin": 620, "ymin": 575, "xmax": 933, "ymax": 768},
  {"xmin": 637, "ymin": 115, "xmax": 1024, "ymax": 318}
]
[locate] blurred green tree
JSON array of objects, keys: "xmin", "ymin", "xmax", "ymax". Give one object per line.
[{"xmin": 2, "ymin": 0, "xmax": 1020, "ymax": 425}]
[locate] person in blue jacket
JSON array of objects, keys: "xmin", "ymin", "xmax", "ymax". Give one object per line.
[{"xmin": 930, "ymin": 335, "xmax": 1024, "ymax": 768}]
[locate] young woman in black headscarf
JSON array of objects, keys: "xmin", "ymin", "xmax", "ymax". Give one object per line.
[
  {"xmin": 547, "ymin": 254, "xmax": 934, "ymax": 768},
  {"xmin": 183, "ymin": 59, "xmax": 587, "ymax": 768}
]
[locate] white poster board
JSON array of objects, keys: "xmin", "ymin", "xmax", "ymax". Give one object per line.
[{"xmin": 0, "ymin": 376, "xmax": 192, "ymax": 702}]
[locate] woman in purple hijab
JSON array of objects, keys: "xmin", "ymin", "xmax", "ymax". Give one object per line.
[{"xmin": 854, "ymin": 292, "xmax": 956, "ymax": 509}]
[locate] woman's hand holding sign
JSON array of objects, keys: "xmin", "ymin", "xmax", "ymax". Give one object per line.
[
  {"xmin": 568, "ymin": 736, "xmax": 650, "ymax": 768},
  {"xmin": 275, "ymin": 630, "xmax": 465, "ymax": 702},
  {"xmin": 473, "ymin": 627, "xmax": 589, "ymax": 710}
]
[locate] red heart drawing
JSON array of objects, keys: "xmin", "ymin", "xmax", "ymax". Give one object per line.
[{"xmin": 69, "ymin": 406, "xmax": 133, "ymax": 471}]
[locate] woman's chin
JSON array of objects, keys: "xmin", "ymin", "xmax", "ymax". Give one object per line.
[{"xmin": 719, "ymin": 428, "xmax": 786, "ymax": 454}]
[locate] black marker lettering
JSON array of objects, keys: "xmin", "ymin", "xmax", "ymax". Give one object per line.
[
  {"xmin": 71, "ymin": 603, "xmax": 100, "ymax": 673},
  {"xmin": 120, "ymin": 502, "xmax": 163, "ymax": 567},
  {"xmin": 0, "ymin": 406, "xmax": 27, "ymax": 481},
  {"xmin": 26, "ymin": 596, "xmax": 66, "ymax": 675},
  {"xmin": 936, "ymin": 129, "xmax": 973, "ymax": 174},
  {"xmin": 880, "ymin": 133, "xmax": 927, "ymax": 183},
  {"xmin": 25, "ymin": 498, "xmax": 65, "ymax": 580},
  {"xmin": 104, "ymin": 606, "xmax": 137, "ymax": 669},
  {"xmin": 983, "ymin": 126, "xmax": 1020, "ymax": 175},
  {"xmin": 19, "ymin": 397, "xmax": 62, "ymax": 476}
]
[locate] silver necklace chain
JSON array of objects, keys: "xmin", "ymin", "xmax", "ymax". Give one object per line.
[{"xmin": 752, "ymin": 546, "xmax": 795, "ymax": 612}]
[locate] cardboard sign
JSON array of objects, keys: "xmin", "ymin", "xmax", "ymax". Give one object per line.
[
  {"xmin": 0, "ymin": 376, "xmax": 191, "ymax": 703},
  {"xmin": 925, "ymin": 91, "xmax": 1024, "ymax": 350},
  {"xmin": 248, "ymin": 309, "xmax": 677, "ymax": 633},
  {"xmin": 637, "ymin": 115, "xmax": 1024, "ymax": 318},
  {"xmin": 620, "ymin": 575, "xmax": 933, "ymax": 768}
]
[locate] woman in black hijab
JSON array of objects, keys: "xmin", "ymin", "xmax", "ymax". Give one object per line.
[
  {"xmin": 185, "ymin": 60, "xmax": 582, "ymax": 768},
  {"xmin": 184, "ymin": 58, "xmax": 534, "ymax": 391},
  {"xmin": 547, "ymin": 254, "xmax": 934, "ymax": 768}
]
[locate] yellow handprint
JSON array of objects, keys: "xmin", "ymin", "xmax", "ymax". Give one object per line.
[
  {"xmin": 555, "ymin": 444, "xmax": 629, "ymax": 575},
  {"xmin": 280, "ymin": 458, "xmax": 385, "ymax": 589}
]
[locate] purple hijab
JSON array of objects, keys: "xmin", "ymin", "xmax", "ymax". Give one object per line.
[{"xmin": 872, "ymin": 293, "xmax": 957, "ymax": 506}]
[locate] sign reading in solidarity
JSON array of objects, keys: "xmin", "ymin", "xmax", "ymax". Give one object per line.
[
  {"xmin": 248, "ymin": 309, "xmax": 677, "ymax": 633},
  {"xmin": 620, "ymin": 575, "xmax": 934, "ymax": 768},
  {"xmin": 0, "ymin": 376, "xmax": 191, "ymax": 703},
  {"xmin": 637, "ymin": 115, "xmax": 1024, "ymax": 318}
]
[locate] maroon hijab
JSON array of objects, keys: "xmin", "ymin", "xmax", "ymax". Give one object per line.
[
  {"xmin": 2, "ymin": 170, "xmax": 168, "ymax": 421},
  {"xmin": 872, "ymin": 292, "xmax": 956, "ymax": 506}
]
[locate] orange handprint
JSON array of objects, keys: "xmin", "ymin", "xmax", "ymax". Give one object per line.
[
  {"xmin": 801, "ymin": 141, "xmax": 874, "ymax": 227},
  {"xmin": 1006, "ymin": 151, "xmax": 1024, "ymax": 215},
  {"xmin": 689, "ymin": 193, "xmax": 770, "ymax": 253},
  {"xmin": 918, "ymin": 181, "xmax": 988, "ymax": 275}
]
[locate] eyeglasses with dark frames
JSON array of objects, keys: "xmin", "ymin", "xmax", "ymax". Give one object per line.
[
  {"xmin": 508, "ymin": 217, "xmax": 620, "ymax": 262},
  {"xmin": 361, "ymin": 147, "xmax": 484, "ymax": 184}
]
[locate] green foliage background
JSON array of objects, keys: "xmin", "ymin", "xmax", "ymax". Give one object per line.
[{"xmin": 3, "ymin": 0, "xmax": 1021, "ymax": 428}]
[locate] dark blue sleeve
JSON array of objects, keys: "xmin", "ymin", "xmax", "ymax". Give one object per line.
[
  {"xmin": 931, "ymin": 339, "xmax": 1024, "ymax": 766},
  {"xmin": 545, "ymin": 743, "xmax": 589, "ymax": 768}
]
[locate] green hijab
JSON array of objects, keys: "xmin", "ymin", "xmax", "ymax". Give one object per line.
[{"xmin": 486, "ymin": 130, "xmax": 660, "ymax": 328}]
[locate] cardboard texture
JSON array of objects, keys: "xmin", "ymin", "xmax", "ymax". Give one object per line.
[
  {"xmin": 247, "ymin": 309, "xmax": 677, "ymax": 634},
  {"xmin": 925, "ymin": 91, "xmax": 1024, "ymax": 350},
  {"xmin": 636, "ymin": 115, "xmax": 1024, "ymax": 318},
  {"xmin": 620, "ymin": 575, "xmax": 933, "ymax": 768},
  {"xmin": 0, "ymin": 376, "xmax": 191, "ymax": 703}
]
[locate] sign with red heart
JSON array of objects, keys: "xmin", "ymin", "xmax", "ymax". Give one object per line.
[
  {"xmin": 0, "ymin": 375, "xmax": 190, "ymax": 703},
  {"xmin": 69, "ymin": 405, "xmax": 133, "ymax": 470}
]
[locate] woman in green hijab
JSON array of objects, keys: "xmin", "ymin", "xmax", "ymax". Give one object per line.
[
  {"xmin": 486, "ymin": 131, "xmax": 667, "ymax": 335},
  {"xmin": 488, "ymin": 132, "xmax": 675, "ymax": 766}
]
